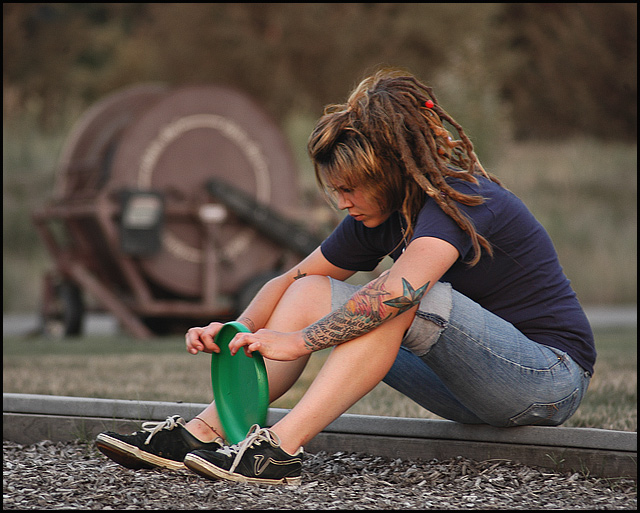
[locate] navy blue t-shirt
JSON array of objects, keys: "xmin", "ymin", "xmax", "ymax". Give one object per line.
[{"xmin": 321, "ymin": 176, "xmax": 596, "ymax": 375}]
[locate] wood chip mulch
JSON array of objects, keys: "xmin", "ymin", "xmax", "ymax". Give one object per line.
[{"xmin": 3, "ymin": 440, "xmax": 636, "ymax": 510}]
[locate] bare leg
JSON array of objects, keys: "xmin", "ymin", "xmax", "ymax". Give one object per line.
[
  {"xmin": 271, "ymin": 309, "xmax": 414, "ymax": 454},
  {"xmin": 186, "ymin": 276, "xmax": 331, "ymax": 442},
  {"xmin": 186, "ymin": 355, "xmax": 312, "ymax": 442}
]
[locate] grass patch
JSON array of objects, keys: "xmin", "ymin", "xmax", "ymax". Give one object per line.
[
  {"xmin": 3, "ymin": 326, "xmax": 636, "ymax": 432},
  {"xmin": 2, "ymin": 335, "xmax": 214, "ymax": 403},
  {"xmin": 567, "ymin": 327, "xmax": 638, "ymax": 431}
]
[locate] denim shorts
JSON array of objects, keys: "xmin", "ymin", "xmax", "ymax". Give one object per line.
[{"xmin": 330, "ymin": 279, "xmax": 591, "ymax": 427}]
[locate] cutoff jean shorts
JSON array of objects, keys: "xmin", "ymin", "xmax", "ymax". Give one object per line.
[{"xmin": 330, "ymin": 279, "xmax": 592, "ymax": 427}]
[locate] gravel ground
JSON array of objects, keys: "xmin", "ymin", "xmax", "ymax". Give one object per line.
[{"xmin": 3, "ymin": 440, "xmax": 636, "ymax": 510}]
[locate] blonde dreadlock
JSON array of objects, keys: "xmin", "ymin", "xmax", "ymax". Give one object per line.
[{"xmin": 308, "ymin": 69, "xmax": 502, "ymax": 266}]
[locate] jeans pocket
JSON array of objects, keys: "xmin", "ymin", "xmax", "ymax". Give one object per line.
[{"xmin": 507, "ymin": 388, "xmax": 580, "ymax": 427}]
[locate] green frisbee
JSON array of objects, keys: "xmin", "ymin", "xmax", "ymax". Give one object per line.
[{"xmin": 211, "ymin": 321, "xmax": 269, "ymax": 444}]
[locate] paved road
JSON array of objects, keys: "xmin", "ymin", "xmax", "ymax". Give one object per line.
[
  {"xmin": 3, "ymin": 306, "xmax": 636, "ymax": 337},
  {"xmin": 3, "ymin": 313, "xmax": 119, "ymax": 336}
]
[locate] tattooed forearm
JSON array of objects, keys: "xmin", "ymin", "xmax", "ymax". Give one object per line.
[
  {"xmin": 302, "ymin": 273, "xmax": 430, "ymax": 352},
  {"xmin": 382, "ymin": 277, "xmax": 430, "ymax": 314}
]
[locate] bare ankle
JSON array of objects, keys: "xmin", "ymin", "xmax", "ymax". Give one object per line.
[
  {"xmin": 270, "ymin": 427, "xmax": 301, "ymax": 455},
  {"xmin": 186, "ymin": 417, "xmax": 225, "ymax": 443}
]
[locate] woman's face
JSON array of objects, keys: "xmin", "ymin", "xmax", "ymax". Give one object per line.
[{"xmin": 331, "ymin": 183, "xmax": 391, "ymax": 228}]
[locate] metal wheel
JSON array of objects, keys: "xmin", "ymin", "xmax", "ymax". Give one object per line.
[
  {"xmin": 55, "ymin": 83, "xmax": 169, "ymax": 200},
  {"xmin": 40, "ymin": 275, "xmax": 85, "ymax": 338}
]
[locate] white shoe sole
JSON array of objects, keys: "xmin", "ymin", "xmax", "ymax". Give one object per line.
[
  {"xmin": 95, "ymin": 433, "xmax": 185, "ymax": 470},
  {"xmin": 184, "ymin": 453, "xmax": 301, "ymax": 486}
]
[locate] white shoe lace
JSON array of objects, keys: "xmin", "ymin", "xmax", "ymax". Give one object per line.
[
  {"xmin": 140, "ymin": 415, "xmax": 185, "ymax": 445},
  {"xmin": 216, "ymin": 424, "xmax": 280, "ymax": 474}
]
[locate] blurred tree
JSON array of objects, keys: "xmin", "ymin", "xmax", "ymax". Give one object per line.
[
  {"xmin": 3, "ymin": 3, "xmax": 637, "ymax": 140},
  {"xmin": 497, "ymin": 3, "xmax": 637, "ymax": 140},
  {"xmin": 3, "ymin": 3, "xmax": 147, "ymax": 127},
  {"xmin": 108, "ymin": 3, "xmax": 467, "ymax": 120}
]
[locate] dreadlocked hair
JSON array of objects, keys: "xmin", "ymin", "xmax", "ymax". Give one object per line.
[{"xmin": 308, "ymin": 68, "xmax": 503, "ymax": 266}]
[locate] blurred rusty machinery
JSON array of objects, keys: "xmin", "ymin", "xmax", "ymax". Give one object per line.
[{"xmin": 32, "ymin": 83, "xmax": 323, "ymax": 338}]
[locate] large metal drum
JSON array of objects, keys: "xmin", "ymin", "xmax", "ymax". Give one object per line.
[
  {"xmin": 104, "ymin": 85, "xmax": 300, "ymax": 298},
  {"xmin": 33, "ymin": 83, "xmax": 311, "ymax": 337}
]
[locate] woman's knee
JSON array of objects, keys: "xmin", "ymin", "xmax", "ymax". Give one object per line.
[
  {"xmin": 287, "ymin": 274, "xmax": 331, "ymax": 300},
  {"xmin": 274, "ymin": 275, "xmax": 332, "ymax": 325}
]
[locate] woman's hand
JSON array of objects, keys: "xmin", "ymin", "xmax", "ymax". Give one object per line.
[
  {"xmin": 229, "ymin": 329, "xmax": 310, "ymax": 361},
  {"xmin": 185, "ymin": 321, "xmax": 226, "ymax": 355}
]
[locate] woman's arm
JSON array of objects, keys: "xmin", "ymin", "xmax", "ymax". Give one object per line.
[
  {"xmin": 236, "ymin": 250, "xmax": 353, "ymax": 333},
  {"xmin": 185, "ymin": 247, "xmax": 354, "ymax": 354},
  {"xmin": 227, "ymin": 236, "xmax": 459, "ymax": 359},
  {"xmin": 301, "ymin": 236, "xmax": 458, "ymax": 352}
]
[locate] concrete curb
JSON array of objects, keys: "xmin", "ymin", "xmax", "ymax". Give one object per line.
[{"xmin": 4, "ymin": 393, "xmax": 636, "ymax": 480}]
